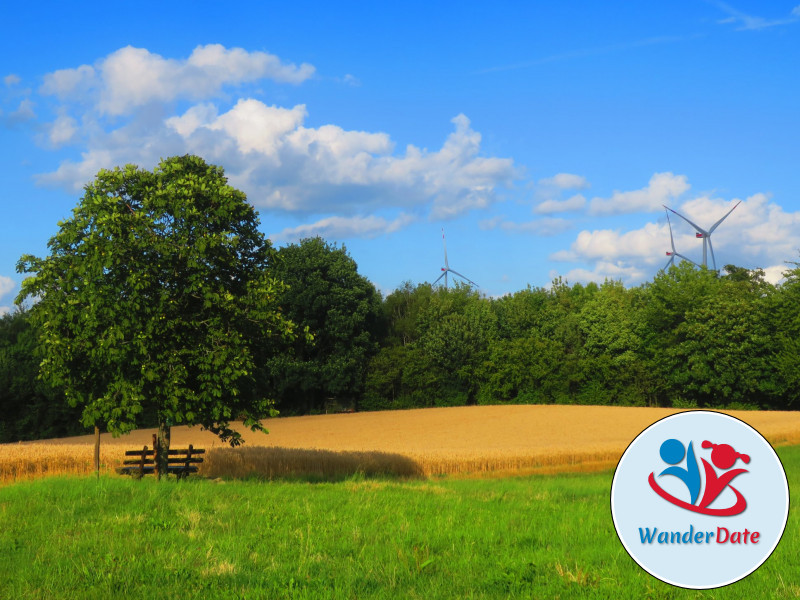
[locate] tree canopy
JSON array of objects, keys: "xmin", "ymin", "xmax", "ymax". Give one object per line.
[
  {"xmin": 264, "ymin": 237, "xmax": 383, "ymax": 413},
  {"xmin": 16, "ymin": 155, "xmax": 297, "ymax": 449}
]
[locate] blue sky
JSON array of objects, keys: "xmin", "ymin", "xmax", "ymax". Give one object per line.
[{"xmin": 2, "ymin": 1, "xmax": 800, "ymax": 311}]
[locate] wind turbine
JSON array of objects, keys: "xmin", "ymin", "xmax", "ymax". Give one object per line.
[
  {"xmin": 664, "ymin": 209, "xmax": 699, "ymax": 270},
  {"xmin": 433, "ymin": 228, "xmax": 477, "ymax": 289},
  {"xmin": 663, "ymin": 201, "xmax": 741, "ymax": 271}
]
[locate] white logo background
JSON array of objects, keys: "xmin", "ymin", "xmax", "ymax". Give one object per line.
[{"xmin": 611, "ymin": 411, "xmax": 789, "ymax": 589}]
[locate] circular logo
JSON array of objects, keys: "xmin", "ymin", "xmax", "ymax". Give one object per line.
[{"xmin": 610, "ymin": 411, "xmax": 789, "ymax": 589}]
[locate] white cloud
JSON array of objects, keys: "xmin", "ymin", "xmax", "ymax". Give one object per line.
[
  {"xmin": 3, "ymin": 74, "xmax": 21, "ymax": 86},
  {"xmin": 712, "ymin": 1, "xmax": 799, "ymax": 30},
  {"xmin": 45, "ymin": 113, "xmax": 79, "ymax": 146},
  {"xmin": 553, "ymin": 192, "xmax": 800, "ymax": 285},
  {"xmin": 480, "ymin": 215, "xmax": 571, "ymax": 236},
  {"xmin": 5, "ymin": 99, "xmax": 36, "ymax": 125},
  {"xmin": 41, "ymin": 97, "xmax": 518, "ymax": 219},
  {"xmin": 271, "ymin": 213, "xmax": 416, "ymax": 242},
  {"xmin": 763, "ymin": 265, "xmax": 788, "ymax": 285},
  {"xmin": 40, "ymin": 44, "xmax": 315, "ymax": 116},
  {"xmin": 538, "ymin": 173, "xmax": 589, "ymax": 190},
  {"xmin": 0, "ymin": 275, "xmax": 14, "ymax": 299},
  {"xmin": 551, "ymin": 221, "xmax": 670, "ymax": 263},
  {"xmin": 0, "ymin": 306, "xmax": 10, "ymax": 316},
  {"xmin": 589, "ymin": 172, "xmax": 689, "ymax": 215},
  {"xmin": 342, "ymin": 74, "xmax": 361, "ymax": 86},
  {"xmin": 675, "ymin": 193, "xmax": 800, "ymax": 267},
  {"xmin": 552, "ymin": 261, "xmax": 649, "ymax": 286},
  {"xmin": 535, "ymin": 193, "xmax": 587, "ymax": 214}
]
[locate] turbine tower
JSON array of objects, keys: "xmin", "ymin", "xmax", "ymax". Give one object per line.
[
  {"xmin": 663, "ymin": 201, "xmax": 741, "ymax": 271},
  {"xmin": 664, "ymin": 209, "xmax": 699, "ymax": 270},
  {"xmin": 433, "ymin": 228, "xmax": 477, "ymax": 289}
]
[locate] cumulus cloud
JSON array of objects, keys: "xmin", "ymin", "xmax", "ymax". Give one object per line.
[
  {"xmin": 44, "ymin": 113, "xmax": 79, "ymax": 146},
  {"xmin": 763, "ymin": 265, "xmax": 788, "ymax": 285},
  {"xmin": 674, "ymin": 193, "xmax": 800, "ymax": 268},
  {"xmin": 0, "ymin": 275, "xmax": 15, "ymax": 314},
  {"xmin": 40, "ymin": 97, "xmax": 518, "ymax": 219},
  {"xmin": 535, "ymin": 194, "xmax": 587, "ymax": 215},
  {"xmin": 3, "ymin": 74, "xmax": 21, "ymax": 86},
  {"xmin": 0, "ymin": 275, "xmax": 14, "ymax": 299},
  {"xmin": 554, "ymin": 192, "xmax": 800, "ymax": 285},
  {"xmin": 271, "ymin": 213, "xmax": 416, "ymax": 242},
  {"xmin": 538, "ymin": 173, "xmax": 589, "ymax": 190},
  {"xmin": 552, "ymin": 261, "xmax": 650, "ymax": 286},
  {"xmin": 589, "ymin": 172, "xmax": 689, "ymax": 215},
  {"xmin": 40, "ymin": 44, "xmax": 315, "ymax": 116},
  {"xmin": 4, "ymin": 99, "xmax": 36, "ymax": 125},
  {"xmin": 480, "ymin": 215, "xmax": 571, "ymax": 236},
  {"xmin": 551, "ymin": 221, "xmax": 671, "ymax": 263}
]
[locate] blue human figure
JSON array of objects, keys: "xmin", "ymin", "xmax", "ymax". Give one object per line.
[{"xmin": 658, "ymin": 439, "xmax": 701, "ymax": 505}]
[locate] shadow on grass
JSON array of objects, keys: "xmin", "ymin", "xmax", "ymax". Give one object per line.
[{"xmin": 199, "ymin": 446, "xmax": 424, "ymax": 482}]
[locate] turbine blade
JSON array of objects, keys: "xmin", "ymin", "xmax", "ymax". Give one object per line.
[
  {"xmin": 708, "ymin": 200, "xmax": 741, "ymax": 233},
  {"xmin": 433, "ymin": 272, "xmax": 446, "ymax": 285},
  {"xmin": 448, "ymin": 269, "xmax": 478, "ymax": 287},
  {"xmin": 666, "ymin": 209, "xmax": 676, "ymax": 252},
  {"xmin": 708, "ymin": 237, "xmax": 717, "ymax": 272},
  {"xmin": 665, "ymin": 255, "xmax": 675, "ymax": 270},
  {"xmin": 675, "ymin": 253, "xmax": 699, "ymax": 268},
  {"xmin": 663, "ymin": 205, "xmax": 707, "ymax": 235},
  {"xmin": 442, "ymin": 228, "xmax": 449, "ymax": 269}
]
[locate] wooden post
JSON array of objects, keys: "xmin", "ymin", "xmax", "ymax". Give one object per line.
[
  {"xmin": 139, "ymin": 445, "xmax": 148, "ymax": 477},
  {"xmin": 152, "ymin": 433, "xmax": 160, "ymax": 479},
  {"xmin": 93, "ymin": 425, "xmax": 100, "ymax": 479}
]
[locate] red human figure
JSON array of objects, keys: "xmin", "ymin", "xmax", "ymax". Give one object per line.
[{"xmin": 698, "ymin": 441, "xmax": 750, "ymax": 509}]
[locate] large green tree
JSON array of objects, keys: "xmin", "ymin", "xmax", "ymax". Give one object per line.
[{"xmin": 17, "ymin": 155, "xmax": 297, "ymax": 475}]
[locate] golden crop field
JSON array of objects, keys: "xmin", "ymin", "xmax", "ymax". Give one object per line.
[{"xmin": 3, "ymin": 405, "xmax": 800, "ymax": 483}]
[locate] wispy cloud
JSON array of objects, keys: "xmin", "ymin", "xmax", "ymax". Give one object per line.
[
  {"xmin": 271, "ymin": 213, "xmax": 416, "ymax": 242},
  {"xmin": 476, "ymin": 35, "xmax": 694, "ymax": 74},
  {"xmin": 479, "ymin": 215, "xmax": 572, "ymax": 236},
  {"xmin": 710, "ymin": 1, "xmax": 800, "ymax": 30}
]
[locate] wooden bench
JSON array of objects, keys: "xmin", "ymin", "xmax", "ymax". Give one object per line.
[{"xmin": 118, "ymin": 435, "xmax": 205, "ymax": 479}]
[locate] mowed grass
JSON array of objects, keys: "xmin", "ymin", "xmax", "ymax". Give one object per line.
[
  {"xmin": 5, "ymin": 405, "xmax": 800, "ymax": 483},
  {"xmin": 1, "ymin": 446, "xmax": 799, "ymax": 599}
]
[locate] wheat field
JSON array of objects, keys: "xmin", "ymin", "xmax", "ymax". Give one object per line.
[{"xmin": 3, "ymin": 405, "xmax": 800, "ymax": 483}]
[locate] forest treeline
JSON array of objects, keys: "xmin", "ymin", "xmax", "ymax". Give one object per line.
[{"xmin": 3, "ymin": 237, "xmax": 800, "ymax": 443}]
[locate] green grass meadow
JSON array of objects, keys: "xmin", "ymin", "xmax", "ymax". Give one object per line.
[{"xmin": 1, "ymin": 447, "xmax": 799, "ymax": 599}]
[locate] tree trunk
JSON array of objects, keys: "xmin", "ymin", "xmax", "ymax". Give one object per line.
[
  {"xmin": 155, "ymin": 420, "xmax": 171, "ymax": 480},
  {"xmin": 93, "ymin": 425, "xmax": 100, "ymax": 479}
]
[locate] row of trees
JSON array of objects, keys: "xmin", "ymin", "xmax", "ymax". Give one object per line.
[
  {"xmin": 2, "ymin": 154, "xmax": 799, "ymax": 449},
  {"xmin": 365, "ymin": 263, "xmax": 800, "ymax": 412}
]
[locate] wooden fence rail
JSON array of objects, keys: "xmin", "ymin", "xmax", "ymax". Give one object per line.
[{"xmin": 117, "ymin": 435, "xmax": 204, "ymax": 479}]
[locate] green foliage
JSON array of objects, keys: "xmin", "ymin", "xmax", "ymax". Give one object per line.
[
  {"xmin": 16, "ymin": 155, "xmax": 296, "ymax": 444},
  {"xmin": 365, "ymin": 260, "xmax": 797, "ymax": 411},
  {"xmin": 265, "ymin": 237, "xmax": 383, "ymax": 413},
  {"xmin": 0, "ymin": 310, "xmax": 86, "ymax": 442}
]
